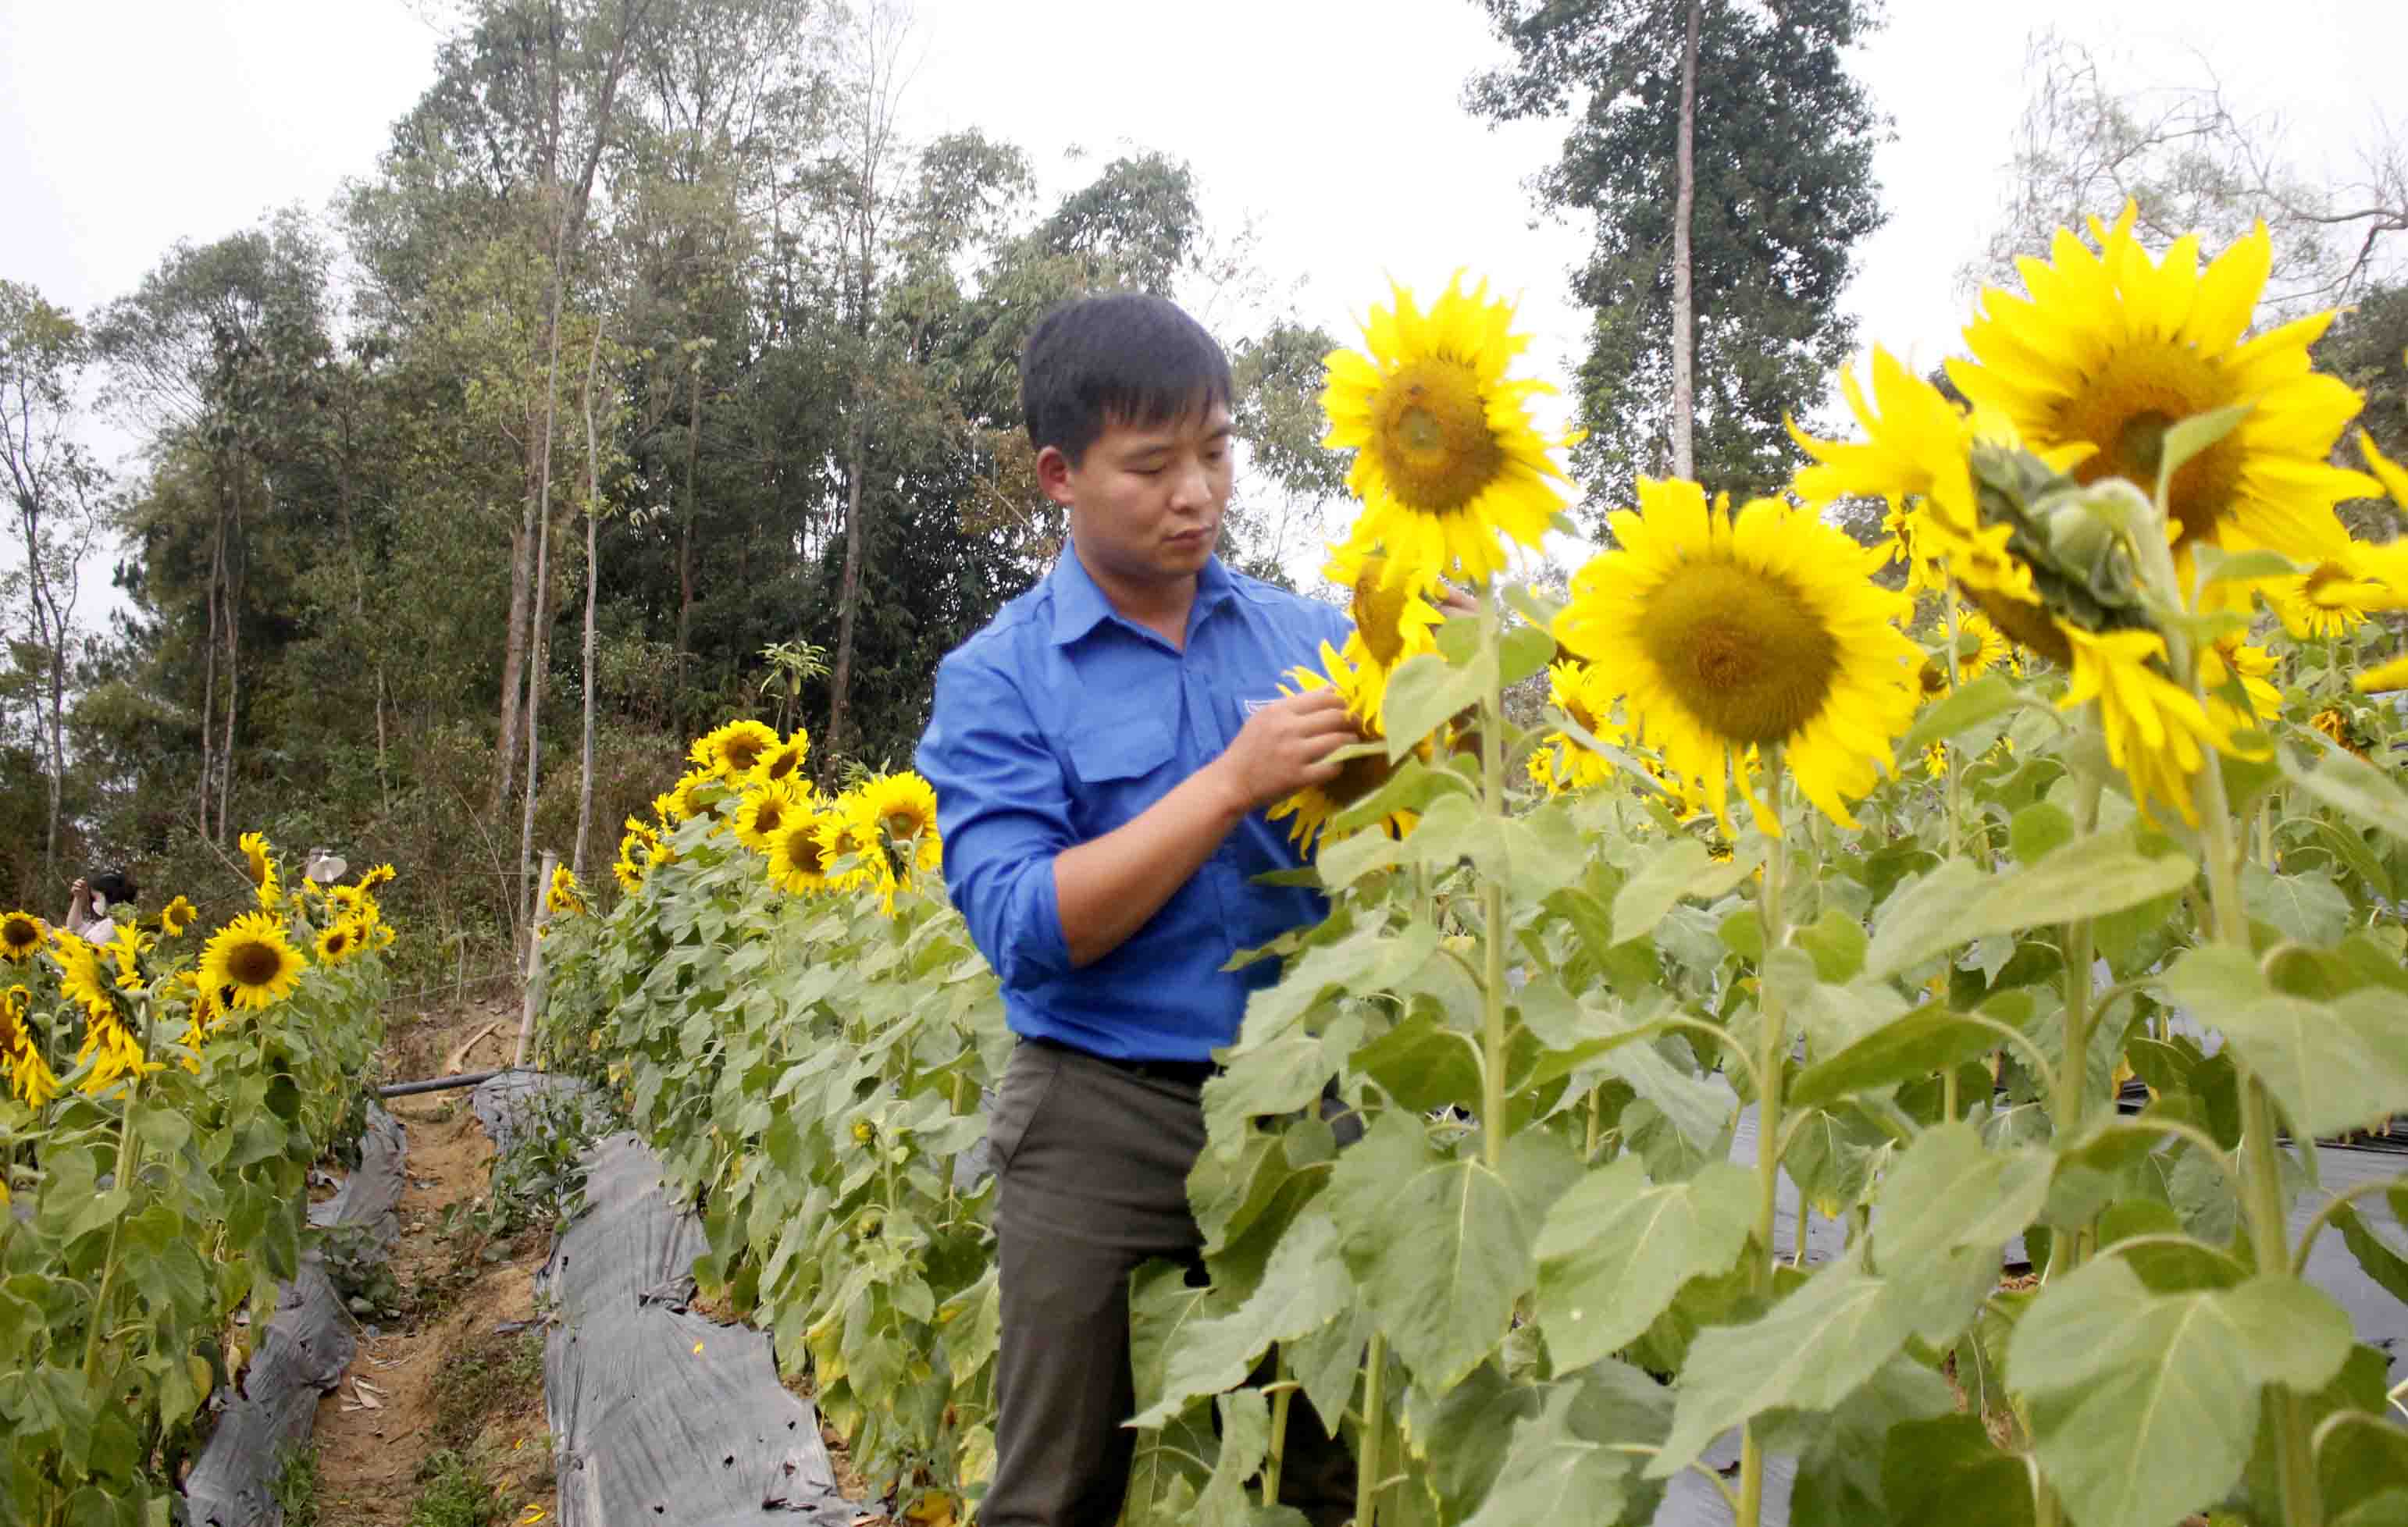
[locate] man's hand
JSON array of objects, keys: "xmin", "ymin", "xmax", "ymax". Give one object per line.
[{"xmin": 1211, "ymin": 689, "xmax": 1361, "ymax": 813}]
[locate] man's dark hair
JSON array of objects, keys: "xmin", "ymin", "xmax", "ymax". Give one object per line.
[{"xmin": 1020, "ymin": 292, "xmax": 1233, "ymax": 465}]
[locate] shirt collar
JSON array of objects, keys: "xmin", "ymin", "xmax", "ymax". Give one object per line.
[{"xmin": 1047, "ymin": 546, "xmax": 1238, "ymax": 647}]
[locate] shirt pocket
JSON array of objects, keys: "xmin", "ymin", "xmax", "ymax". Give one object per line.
[{"xmin": 1063, "ymin": 714, "xmax": 1178, "ymax": 837}]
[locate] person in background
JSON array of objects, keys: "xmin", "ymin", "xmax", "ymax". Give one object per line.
[{"xmin": 62, "ymin": 868, "xmax": 139, "ymax": 942}]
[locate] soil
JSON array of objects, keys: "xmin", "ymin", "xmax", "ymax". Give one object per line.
[{"xmin": 308, "ymin": 995, "xmax": 559, "ymax": 1525}]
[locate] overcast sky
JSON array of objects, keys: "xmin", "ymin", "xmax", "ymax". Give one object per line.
[{"xmin": 3, "ymin": 0, "xmax": 2403, "ymax": 568}]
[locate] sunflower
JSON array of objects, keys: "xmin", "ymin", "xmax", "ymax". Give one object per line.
[
  {"xmin": 2310, "ymin": 705, "xmax": 2371, "ymax": 758},
  {"xmin": 693, "ymin": 719, "xmax": 780, "ymax": 780},
  {"xmin": 1323, "ymin": 543, "xmax": 1448, "ymax": 730},
  {"xmin": 357, "ymin": 863, "xmax": 396, "ymax": 895},
  {"xmin": 814, "ymin": 801, "xmax": 896, "ymax": 904},
  {"xmin": 159, "ymin": 895, "xmax": 197, "ymax": 938},
  {"xmin": 2058, "ymin": 626, "xmax": 2239, "ymax": 826},
  {"xmin": 668, "ymin": 767, "xmax": 724, "ymax": 824},
  {"xmin": 2268, "ymin": 549, "xmax": 2387, "ymax": 640},
  {"xmin": 315, "ymin": 920, "xmax": 361, "ymax": 965},
  {"xmin": 1947, "ymin": 204, "xmax": 2377, "ymax": 592},
  {"xmin": 101, "ymin": 922, "xmax": 149, "ymax": 992},
  {"xmin": 2, "ymin": 985, "xmax": 59, "ymax": 1108},
  {"xmin": 1265, "ymin": 641, "xmax": 1422, "ymax": 853},
  {"xmin": 1530, "ymin": 658, "xmax": 1624, "ymax": 794},
  {"xmin": 74, "ymin": 1003, "xmax": 149, "ymax": 1095},
  {"xmin": 750, "ymin": 729, "xmax": 812, "ymax": 790},
  {"xmin": 1553, "ymin": 479, "xmax": 1922, "ymax": 835},
  {"xmin": 854, "ymin": 771, "xmax": 943, "ymax": 885},
  {"xmin": 2199, "ymin": 638, "xmax": 2284, "ymax": 739},
  {"xmin": 1923, "ymin": 742, "xmax": 1950, "ymax": 781},
  {"xmin": 49, "ymin": 933, "xmax": 116, "ymax": 1022},
  {"xmin": 199, "ymin": 912, "xmax": 307, "ymax": 1013},
  {"xmin": 1957, "ymin": 609, "xmax": 2009, "ymax": 682},
  {"xmin": 240, "ymin": 831, "xmax": 283, "ymax": 909},
  {"xmin": 1, "ymin": 909, "xmax": 45, "ymax": 964},
  {"xmin": 733, "ymin": 780, "xmax": 813, "ymax": 856},
  {"xmin": 1790, "ymin": 348, "xmax": 2084, "ymax": 629},
  {"xmin": 545, "ymin": 864, "xmax": 587, "ymax": 917},
  {"xmin": 766, "ymin": 814, "xmax": 834, "ymax": 895},
  {"xmin": 1321, "ymin": 273, "xmax": 1574, "ymax": 587}
]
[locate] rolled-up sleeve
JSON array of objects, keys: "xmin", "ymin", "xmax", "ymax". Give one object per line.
[{"xmin": 915, "ymin": 648, "xmax": 1073, "ymax": 991}]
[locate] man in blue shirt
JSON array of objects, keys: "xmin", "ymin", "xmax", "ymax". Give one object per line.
[{"xmin": 917, "ymin": 293, "xmax": 1358, "ymax": 1527}]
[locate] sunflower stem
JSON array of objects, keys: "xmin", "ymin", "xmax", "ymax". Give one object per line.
[
  {"xmin": 1941, "ymin": 585, "xmax": 1968, "ymax": 860},
  {"xmin": 1355, "ymin": 1330, "xmax": 1387, "ymax": 1527},
  {"xmin": 2133, "ymin": 474, "xmax": 2323, "ymax": 1527},
  {"xmin": 1478, "ymin": 586, "xmax": 1509, "ymax": 1174},
  {"xmin": 1739, "ymin": 754, "xmax": 1790, "ymax": 1527},
  {"xmin": 1262, "ymin": 1348, "xmax": 1291, "ymax": 1507},
  {"xmin": 2048, "ymin": 779, "xmax": 2103, "ymax": 1276},
  {"xmin": 81, "ymin": 1045, "xmax": 146, "ymax": 1387}
]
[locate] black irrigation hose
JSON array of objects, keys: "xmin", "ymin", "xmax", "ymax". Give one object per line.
[{"xmin": 376, "ymin": 1067, "xmax": 508, "ymax": 1099}]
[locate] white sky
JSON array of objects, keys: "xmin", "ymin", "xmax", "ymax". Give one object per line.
[{"xmin": 3, "ymin": 0, "xmax": 2404, "ymax": 578}]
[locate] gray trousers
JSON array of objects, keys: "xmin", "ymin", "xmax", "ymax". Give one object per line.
[{"xmin": 981, "ymin": 1040, "xmax": 1354, "ymax": 1527}]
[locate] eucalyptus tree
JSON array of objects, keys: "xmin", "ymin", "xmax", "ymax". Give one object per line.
[
  {"xmin": 1467, "ymin": 0, "xmax": 1889, "ymax": 507},
  {"xmin": 0, "ymin": 281, "xmax": 109, "ymax": 875}
]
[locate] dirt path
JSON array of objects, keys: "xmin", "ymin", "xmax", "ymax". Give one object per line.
[{"xmin": 305, "ymin": 998, "xmax": 560, "ymax": 1526}]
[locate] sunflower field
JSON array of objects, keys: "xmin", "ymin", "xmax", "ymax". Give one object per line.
[
  {"xmin": 0, "ymin": 837, "xmax": 397, "ymax": 1522},
  {"xmin": 540, "ymin": 206, "xmax": 2408, "ymax": 1527}
]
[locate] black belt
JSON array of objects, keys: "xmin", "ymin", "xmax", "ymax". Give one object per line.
[{"xmin": 1025, "ymin": 1035, "xmax": 1219, "ymax": 1087}]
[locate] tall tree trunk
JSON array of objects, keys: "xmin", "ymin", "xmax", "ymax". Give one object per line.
[
  {"xmin": 494, "ymin": 458, "xmax": 538, "ymax": 815},
  {"xmin": 218, "ymin": 498, "xmax": 243, "ymax": 843},
  {"xmin": 15, "ymin": 480, "xmax": 61, "ymax": 873},
  {"xmin": 827, "ymin": 411, "xmax": 866, "ymax": 760},
  {"xmin": 574, "ymin": 318, "xmax": 603, "ymax": 877},
  {"xmin": 198, "ymin": 510, "xmax": 223, "ymax": 832},
  {"xmin": 1669, "ymin": 0, "xmax": 1701, "ymax": 482},
  {"xmin": 519, "ymin": 303, "xmax": 566, "ymax": 941},
  {"xmin": 675, "ymin": 358, "xmax": 700, "ymax": 655}
]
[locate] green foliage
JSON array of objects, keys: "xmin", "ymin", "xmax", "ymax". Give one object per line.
[
  {"xmin": 1466, "ymin": 0, "xmax": 1890, "ymax": 501},
  {"xmin": 407, "ymin": 1450, "xmax": 507, "ymax": 1527},
  {"xmin": 0, "ymin": 906, "xmax": 390, "ymax": 1520},
  {"xmin": 537, "ymin": 803, "xmax": 1006, "ymax": 1507},
  {"xmin": 270, "ymin": 1443, "xmax": 325, "ymax": 1527},
  {"xmin": 431, "ymin": 1328, "xmax": 547, "ymax": 1454}
]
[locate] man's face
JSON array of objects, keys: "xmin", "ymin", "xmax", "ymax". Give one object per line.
[{"xmin": 1040, "ymin": 400, "xmax": 1234, "ymax": 588}]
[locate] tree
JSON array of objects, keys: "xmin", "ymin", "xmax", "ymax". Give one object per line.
[
  {"xmin": 0, "ymin": 283, "xmax": 109, "ymax": 876},
  {"xmin": 1965, "ymin": 30, "xmax": 2408, "ymax": 314},
  {"xmin": 1466, "ymin": 0, "xmax": 1890, "ymax": 508}
]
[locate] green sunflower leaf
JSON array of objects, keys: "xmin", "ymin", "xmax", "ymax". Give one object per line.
[
  {"xmin": 1533, "ymin": 1156, "xmax": 1754, "ymax": 1371},
  {"xmin": 1899, "ymin": 672, "xmax": 2021, "ymax": 753},
  {"xmin": 2160, "ymin": 946, "xmax": 2408, "ymax": 1136}
]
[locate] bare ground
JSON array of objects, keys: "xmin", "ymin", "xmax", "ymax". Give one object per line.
[{"xmin": 308, "ymin": 995, "xmax": 558, "ymax": 1525}]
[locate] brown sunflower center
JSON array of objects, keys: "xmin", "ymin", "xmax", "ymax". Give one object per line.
[
  {"xmin": 784, "ymin": 827, "xmax": 826, "ymax": 874},
  {"xmin": 753, "ymin": 798, "xmax": 789, "ymax": 835},
  {"xmin": 2, "ymin": 917, "xmax": 37, "ymax": 954},
  {"xmin": 1372, "ymin": 357, "xmax": 1504, "ymax": 516},
  {"xmin": 226, "ymin": 940, "xmax": 283, "ymax": 987},
  {"xmin": 2055, "ymin": 346, "xmax": 2243, "ymax": 547},
  {"xmin": 326, "ymin": 930, "xmax": 350, "ymax": 955},
  {"xmin": 1326, "ymin": 747, "xmax": 1395, "ymax": 810},
  {"xmin": 762, "ymin": 749, "xmax": 800, "ymax": 782},
  {"xmin": 1965, "ymin": 586, "xmax": 2071, "ymax": 667},
  {"xmin": 724, "ymin": 739, "xmax": 767, "ymax": 773},
  {"xmin": 2303, "ymin": 561, "xmax": 2356, "ymax": 608},
  {"xmin": 1562, "ymin": 688, "xmax": 1604, "ymax": 738},
  {"xmin": 1639, "ymin": 560, "xmax": 1841, "ymax": 746},
  {"xmin": 882, "ymin": 810, "xmax": 923, "ymax": 841}
]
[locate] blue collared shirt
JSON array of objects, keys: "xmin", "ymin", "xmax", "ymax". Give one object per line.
[{"xmin": 915, "ymin": 550, "xmax": 1352, "ymax": 1061}]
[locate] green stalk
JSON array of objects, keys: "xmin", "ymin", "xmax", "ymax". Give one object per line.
[
  {"xmin": 81, "ymin": 1042, "xmax": 147, "ymax": 1386},
  {"xmin": 2053, "ymin": 773, "xmax": 2104, "ymax": 1277},
  {"xmin": 1941, "ymin": 585, "xmax": 1968, "ymax": 860},
  {"xmin": 1478, "ymin": 587, "xmax": 1509, "ymax": 1173},
  {"xmin": 1737, "ymin": 756, "xmax": 1790, "ymax": 1527},
  {"xmin": 1262, "ymin": 1351, "xmax": 1291, "ymax": 1507},
  {"xmin": 2128, "ymin": 491, "xmax": 2321, "ymax": 1527},
  {"xmin": 1355, "ymin": 1331, "xmax": 1387, "ymax": 1527}
]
